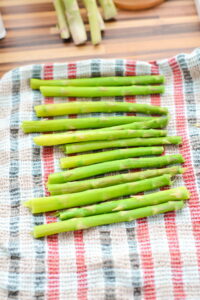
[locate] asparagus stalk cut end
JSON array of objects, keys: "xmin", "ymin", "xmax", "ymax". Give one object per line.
[
  {"xmin": 99, "ymin": 0, "xmax": 118, "ymax": 20},
  {"xmin": 23, "ymin": 200, "xmax": 32, "ymax": 208},
  {"xmin": 84, "ymin": 0, "xmax": 102, "ymax": 45}
]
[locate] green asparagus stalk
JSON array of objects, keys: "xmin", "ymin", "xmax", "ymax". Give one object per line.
[
  {"xmin": 84, "ymin": 0, "xmax": 101, "ymax": 45},
  {"xmin": 59, "ymin": 187, "xmax": 189, "ymax": 220},
  {"xmin": 33, "ymin": 201, "xmax": 185, "ymax": 238},
  {"xmin": 53, "ymin": 0, "xmax": 70, "ymax": 40},
  {"xmin": 30, "ymin": 75, "xmax": 165, "ymax": 89},
  {"xmin": 35, "ymin": 101, "xmax": 168, "ymax": 117},
  {"xmin": 60, "ymin": 146, "xmax": 164, "ymax": 169},
  {"xmin": 63, "ymin": 0, "xmax": 87, "ymax": 45},
  {"xmin": 48, "ymin": 166, "xmax": 185, "ymax": 195},
  {"xmin": 40, "ymin": 85, "xmax": 165, "ymax": 98},
  {"xmin": 21, "ymin": 116, "xmax": 160, "ymax": 133},
  {"xmin": 25, "ymin": 174, "xmax": 172, "ymax": 214},
  {"xmin": 33, "ymin": 129, "xmax": 167, "ymax": 146},
  {"xmin": 98, "ymin": 0, "xmax": 117, "ymax": 20},
  {"xmin": 48, "ymin": 154, "xmax": 184, "ymax": 183},
  {"xmin": 64, "ymin": 136, "xmax": 182, "ymax": 154}
]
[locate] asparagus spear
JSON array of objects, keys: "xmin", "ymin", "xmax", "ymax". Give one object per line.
[
  {"xmin": 21, "ymin": 116, "xmax": 160, "ymax": 133},
  {"xmin": 48, "ymin": 154, "xmax": 184, "ymax": 183},
  {"xmin": 33, "ymin": 201, "xmax": 185, "ymax": 238},
  {"xmin": 25, "ymin": 174, "xmax": 172, "ymax": 214},
  {"xmin": 99, "ymin": 116, "xmax": 168, "ymax": 131},
  {"xmin": 60, "ymin": 117, "xmax": 166, "ymax": 136},
  {"xmin": 53, "ymin": 0, "xmax": 70, "ymax": 39},
  {"xmin": 60, "ymin": 146, "xmax": 164, "ymax": 169},
  {"xmin": 63, "ymin": 0, "xmax": 87, "ymax": 45},
  {"xmin": 98, "ymin": 0, "xmax": 117, "ymax": 20},
  {"xmin": 84, "ymin": 0, "xmax": 101, "ymax": 45},
  {"xmin": 30, "ymin": 75, "xmax": 165, "ymax": 89},
  {"xmin": 48, "ymin": 166, "xmax": 185, "ymax": 195},
  {"xmin": 35, "ymin": 101, "xmax": 168, "ymax": 117},
  {"xmin": 40, "ymin": 85, "xmax": 165, "ymax": 98},
  {"xmin": 64, "ymin": 136, "xmax": 182, "ymax": 154},
  {"xmin": 59, "ymin": 187, "xmax": 189, "ymax": 220},
  {"xmin": 33, "ymin": 129, "xmax": 167, "ymax": 146}
]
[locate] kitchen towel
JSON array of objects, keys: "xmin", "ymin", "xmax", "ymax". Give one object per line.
[{"xmin": 0, "ymin": 49, "xmax": 200, "ymax": 300}]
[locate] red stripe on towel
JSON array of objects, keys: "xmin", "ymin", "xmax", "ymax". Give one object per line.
[
  {"xmin": 43, "ymin": 64, "xmax": 60, "ymax": 300},
  {"xmin": 67, "ymin": 62, "xmax": 88, "ymax": 300},
  {"xmin": 169, "ymin": 57, "xmax": 200, "ymax": 276}
]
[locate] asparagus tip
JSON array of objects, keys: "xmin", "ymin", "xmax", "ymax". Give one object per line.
[
  {"xmin": 54, "ymin": 211, "xmax": 60, "ymax": 217},
  {"xmin": 181, "ymin": 167, "xmax": 187, "ymax": 174}
]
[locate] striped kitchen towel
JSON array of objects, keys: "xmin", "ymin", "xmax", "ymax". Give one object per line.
[{"xmin": 0, "ymin": 49, "xmax": 200, "ymax": 300}]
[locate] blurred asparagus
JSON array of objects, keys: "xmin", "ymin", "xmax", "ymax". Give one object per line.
[
  {"xmin": 84, "ymin": 0, "xmax": 101, "ymax": 45},
  {"xmin": 99, "ymin": 0, "xmax": 117, "ymax": 20},
  {"xmin": 48, "ymin": 166, "xmax": 185, "ymax": 195},
  {"xmin": 53, "ymin": 0, "xmax": 70, "ymax": 39},
  {"xmin": 63, "ymin": 0, "xmax": 87, "ymax": 45},
  {"xmin": 33, "ymin": 201, "xmax": 185, "ymax": 238}
]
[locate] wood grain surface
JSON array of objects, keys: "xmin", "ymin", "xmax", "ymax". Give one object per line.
[{"xmin": 0, "ymin": 0, "xmax": 199, "ymax": 77}]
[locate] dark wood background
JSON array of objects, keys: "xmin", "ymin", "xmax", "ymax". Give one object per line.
[{"xmin": 0, "ymin": 0, "xmax": 199, "ymax": 77}]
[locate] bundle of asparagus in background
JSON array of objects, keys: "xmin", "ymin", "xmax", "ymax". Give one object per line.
[
  {"xmin": 21, "ymin": 74, "xmax": 190, "ymax": 238},
  {"xmin": 53, "ymin": 0, "xmax": 117, "ymax": 45}
]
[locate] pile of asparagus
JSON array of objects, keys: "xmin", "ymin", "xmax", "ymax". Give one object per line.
[
  {"xmin": 53, "ymin": 0, "xmax": 117, "ymax": 45},
  {"xmin": 22, "ymin": 74, "xmax": 190, "ymax": 238}
]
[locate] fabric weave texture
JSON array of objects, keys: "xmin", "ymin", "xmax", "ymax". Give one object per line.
[{"xmin": 0, "ymin": 49, "xmax": 200, "ymax": 300}]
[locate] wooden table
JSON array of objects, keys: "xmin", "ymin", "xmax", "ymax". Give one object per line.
[{"xmin": 0, "ymin": 0, "xmax": 199, "ymax": 77}]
